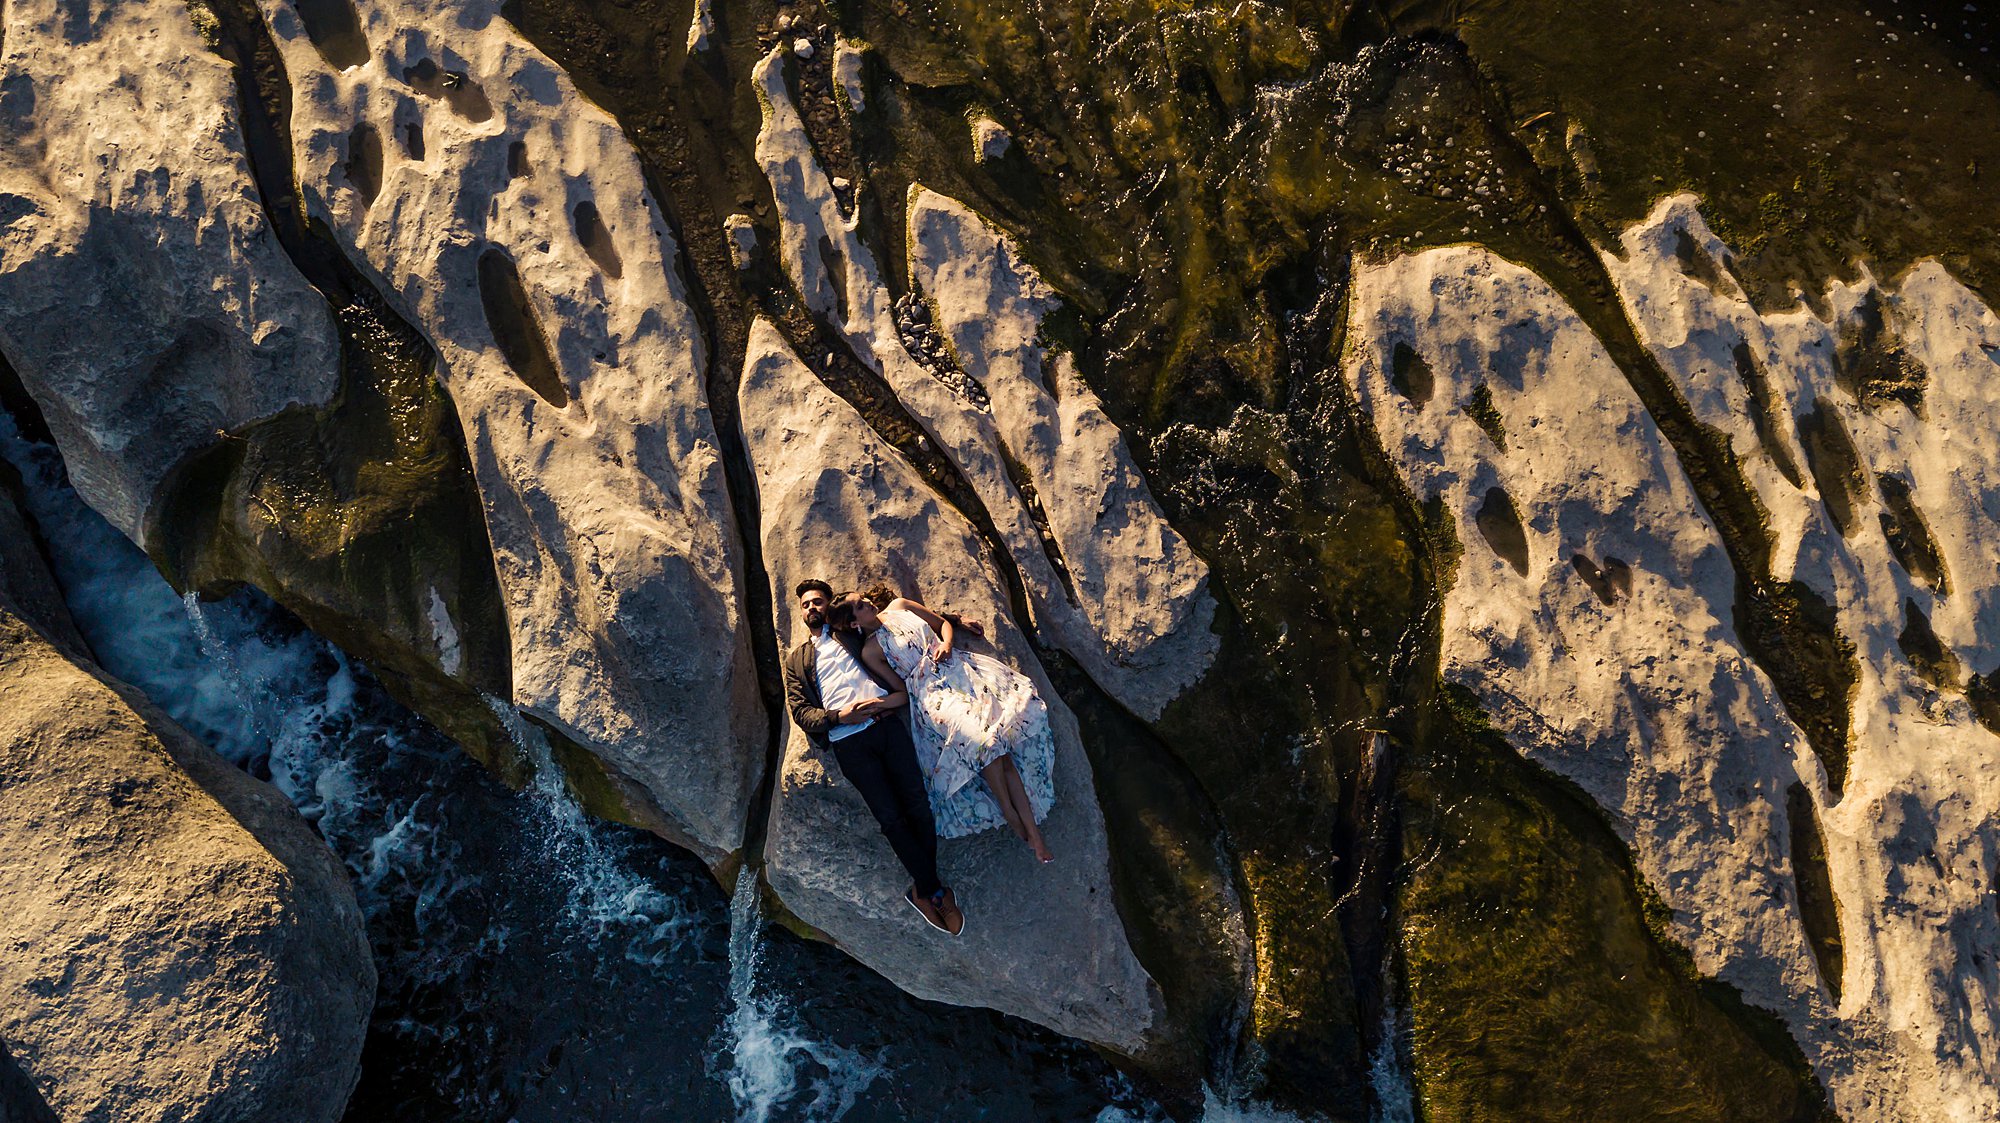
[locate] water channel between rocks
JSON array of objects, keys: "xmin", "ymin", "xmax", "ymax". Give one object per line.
[{"xmin": 1, "ymin": 409, "xmax": 1370, "ymax": 1120}]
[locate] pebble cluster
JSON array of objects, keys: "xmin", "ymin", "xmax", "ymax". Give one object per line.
[{"xmin": 892, "ymin": 292, "xmax": 989, "ymax": 407}]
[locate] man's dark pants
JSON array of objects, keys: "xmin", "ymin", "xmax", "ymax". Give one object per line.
[{"xmin": 830, "ymin": 716, "xmax": 941, "ymax": 898}]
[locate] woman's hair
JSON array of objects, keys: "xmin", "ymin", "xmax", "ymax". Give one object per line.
[
  {"xmin": 826, "ymin": 597, "xmax": 860, "ymax": 632},
  {"xmin": 858, "ymin": 583, "xmax": 897, "ymax": 610}
]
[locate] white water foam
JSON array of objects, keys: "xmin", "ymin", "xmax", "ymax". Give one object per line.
[
  {"xmin": 1094, "ymin": 1086, "xmax": 1318, "ymax": 1123},
  {"xmin": 718, "ymin": 867, "xmax": 884, "ymax": 1123},
  {"xmin": 1, "ymin": 413, "xmax": 292, "ymax": 762},
  {"xmin": 1366, "ymin": 1001, "xmax": 1415, "ymax": 1123},
  {"xmin": 487, "ymin": 698, "xmax": 696, "ymax": 965}
]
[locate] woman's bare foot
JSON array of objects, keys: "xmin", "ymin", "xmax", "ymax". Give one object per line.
[{"xmin": 1027, "ymin": 831, "xmax": 1054, "ymax": 864}]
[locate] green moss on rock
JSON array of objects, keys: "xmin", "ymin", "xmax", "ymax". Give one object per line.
[{"xmin": 1399, "ymin": 704, "xmax": 1834, "ymax": 1122}]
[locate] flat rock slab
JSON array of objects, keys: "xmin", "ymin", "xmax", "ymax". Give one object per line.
[
  {"xmin": 0, "ymin": 534, "xmax": 374, "ymax": 1122},
  {"xmin": 738, "ymin": 317, "xmax": 1160, "ymax": 1053}
]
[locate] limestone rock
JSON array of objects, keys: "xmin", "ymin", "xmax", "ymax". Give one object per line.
[
  {"xmin": 686, "ymin": 0, "xmax": 715, "ymax": 54},
  {"xmin": 753, "ymin": 47, "xmax": 1217, "ymax": 719},
  {"xmin": 738, "ymin": 316, "xmax": 1162, "ymax": 1053},
  {"xmin": 971, "ymin": 114, "xmax": 1012, "ymax": 162},
  {"xmin": 907, "ymin": 188, "xmax": 1217, "ymax": 716},
  {"xmin": 1602, "ymin": 194, "xmax": 2000, "ymax": 1119},
  {"xmin": 0, "ymin": 0, "xmax": 341, "ymax": 539},
  {"xmin": 0, "ymin": 502, "xmax": 374, "ymax": 1123},
  {"xmin": 833, "ymin": 41, "xmax": 868, "ymax": 116},
  {"xmin": 256, "ymin": 0, "xmax": 763, "ymax": 859},
  {"xmin": 1348, "ymin": 228, "xmax": 2000, "ymax": 1120}
]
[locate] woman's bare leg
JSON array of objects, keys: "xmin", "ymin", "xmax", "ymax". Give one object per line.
[
  {"xmin": 996, "ymin": 756, "xmax": 1053, "ymax": 862},
  {"xmin": 982, "ymin": 758, "xmax": 1031, "ymax": 843}
]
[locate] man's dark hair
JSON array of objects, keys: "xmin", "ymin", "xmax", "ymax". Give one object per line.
[{"xmin": 795, "ymin": 578, "xmax": 834, "ymax": 601}]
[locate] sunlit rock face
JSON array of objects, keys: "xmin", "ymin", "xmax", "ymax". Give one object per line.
[
  {"xmin": 1346, "ymin": 206, "xmax": 2000, "ymax": 1118},
  {"xmin": 255, "ymin": 0, "xmax": 764, "ymax": 860},
  {"xmin": 738, "ymin": 316, "xmax": 1165, "ymax": 1054},
  {"xmin": 752, "ymin": 47, "xmax": 1219, "ymax": 721},
  {"xmin": 905, "ymin": 188, "xmax": 1219, "ymax": 719},
  {"xmin": 1604, "ymin": 195, "xmax": 2000, "ymax": 1117},
  {"xmin": 0, "ymin": 0, "xmax": 341, "ymax": 539},
  {"xmin": 0, "ymin": 488, "xmax": 374, "ymax": 1123}
]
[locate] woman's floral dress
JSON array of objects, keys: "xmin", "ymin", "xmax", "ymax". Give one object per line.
[{"xmin": 873, "ymin": 607, "xmax": 1057, "ymax": 838}]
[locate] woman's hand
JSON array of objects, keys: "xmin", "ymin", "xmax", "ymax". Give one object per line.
[
  {"xmin": 838, "ymin": 698, "xmax": 890, "ymax": 722},
  {"xmin": 931, "ymin": 614, "xmax": 955, "ymax": 665}
]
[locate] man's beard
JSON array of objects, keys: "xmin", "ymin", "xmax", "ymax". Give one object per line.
[{"xmin": 804, "ymin": 607, "xmax": 825, "ymax": 628}]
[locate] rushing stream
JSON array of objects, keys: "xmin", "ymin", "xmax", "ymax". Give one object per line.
[{"xmin": 0, "ymin": 407, "xmax": 1363, "ymax": 1119}]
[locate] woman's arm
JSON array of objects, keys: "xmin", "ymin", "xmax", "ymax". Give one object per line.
[
  {"xmin": 890, "ymin": 598, "xmax": 955, "ymax": 662},
  {"xmin": 859, "ymin": 635, "xmax": 909, "ymax": 711}
]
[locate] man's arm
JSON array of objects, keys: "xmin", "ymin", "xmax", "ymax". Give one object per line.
[{"xmin": 784, "ymin": 654, "xmax": 842, "ymax": 736}]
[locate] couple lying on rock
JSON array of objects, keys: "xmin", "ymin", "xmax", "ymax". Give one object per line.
[{"xmin": 785, "ymin": 579, "xmax": 1057, "ymax": 936}]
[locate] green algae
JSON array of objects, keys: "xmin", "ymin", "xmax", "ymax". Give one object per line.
[
  {"xmin": 1400, "ymin": 691, "xmax": 1835, "ymax": 1123},
  {"xmin": 1463, "ymin": 383, "xmax": 1505, "ymax": 450}
]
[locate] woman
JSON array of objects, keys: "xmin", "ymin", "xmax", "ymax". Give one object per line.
[{"xmin": 828, "ymin": 586, "xmax": 1056, "ymax": 862}]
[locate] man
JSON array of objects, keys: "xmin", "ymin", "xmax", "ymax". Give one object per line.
[{"xmin": 783, "ymin": 579, "xmax": 964, "ymax": 936}]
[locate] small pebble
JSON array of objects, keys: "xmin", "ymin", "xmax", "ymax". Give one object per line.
[{"xmin": 793, "ymin": 37, "xmax": 815, "ymax": 58}]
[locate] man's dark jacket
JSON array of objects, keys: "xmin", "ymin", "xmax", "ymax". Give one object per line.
[{"xmin": 783, "ymin": 635, "xmax": 902, "ymax": 755}]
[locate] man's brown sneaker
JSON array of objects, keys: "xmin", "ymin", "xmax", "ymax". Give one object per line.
[
  {"xmin": 932, "ymin": 888, "xmax": 964, "ymax": 937},
  {"xmin": 906, "ymin": 885, "xmax": 951, "ymax": 934}
]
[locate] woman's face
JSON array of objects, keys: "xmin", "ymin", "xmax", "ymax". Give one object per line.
[{"xmin": 851, "ymin": 599, "xmax": 880, "ymax": 631}]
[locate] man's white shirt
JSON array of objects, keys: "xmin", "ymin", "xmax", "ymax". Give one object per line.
[{"xmin": 814, "ymin": 626, "xmax": 887, "ymax": 742}]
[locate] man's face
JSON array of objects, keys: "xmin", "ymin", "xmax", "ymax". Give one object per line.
[{"xmin": 799, "ymin": 588, "xmax": 830, "ymax": 629}]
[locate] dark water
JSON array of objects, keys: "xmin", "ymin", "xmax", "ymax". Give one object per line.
[{"xmin": 1, "ymin": 412, "xmax": 1312, "ymax": 1122}]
